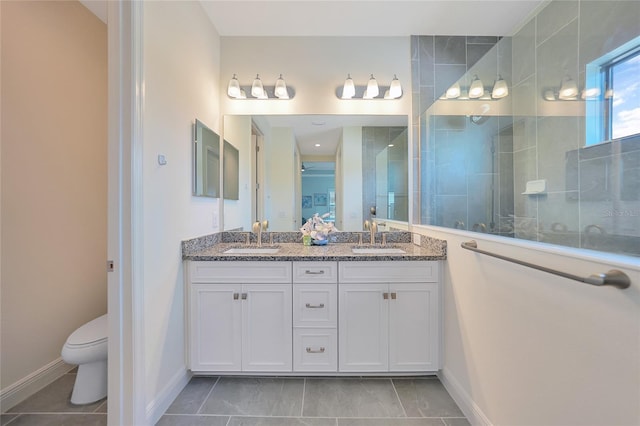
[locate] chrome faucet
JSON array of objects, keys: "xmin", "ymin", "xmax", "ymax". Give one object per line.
[
  {"xmin": 252, "ymin": 220, "xmax": 269, "ymax": 247},
  {"xmin": 370, "ymin": 220, "xmax": 378, "ymax": 244}
]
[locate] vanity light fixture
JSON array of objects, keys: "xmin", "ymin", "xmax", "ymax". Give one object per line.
[
  {"xmin": 446, "ymin": 82, "xmax": 461, "ymax": 99},
  {"xmin": 558, "ymin": 75, "xmax": 578, "ymax": 100},
  {"xmin": 388, "ymin": 75, "xmax": 402, "ymax": 99},
  {"xmin": 468, "ymin": 75, "xmax": 484, "ymax": 99},
  {"xmin": 227, "ymin": 74, "xmax": 241, "ymax": 98},
  {"xmin": 491, "ymin": 75, "xmax": 509, "ymax": 99},
  {"xmin": 251, "ymin": 74, "xmax": 264, "ymax": 98},
  {"xmin": 227, "ymin": 74, "xmax": 293, "ymax": 99},
  {"xmin": 301, "ymin": 163, "xmax": 306, "ymax": 172},
  {"xmin": 338, "ymin": 74, "xmax": 403, "ymax": 99},
  {"xmin": 342, "ymin": 74, "xmax": 356, "ymax": 99}
]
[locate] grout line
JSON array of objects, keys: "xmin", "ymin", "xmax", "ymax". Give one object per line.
[
  {"xmin": 389, "ymin": 378, "xmax": 408, "ymax": 417},
  {"xmin": 300, "ymin": 377, "xmax": 306, "ymax": 417},
  {"xmin": 3, "ymin": 414, "xmax": 20, "ymax": 426},
  {"xmin": 93, "ymin": 399, "xmax": 108, "ymax": 413},
  {"xmin": 196, "ymin": 376, "xmax": 220, "ymax": 415}
]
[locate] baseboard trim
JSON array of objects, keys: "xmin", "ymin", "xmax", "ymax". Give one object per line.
[
  {"xmin": 1, "ymin": 358, "xmax": 74, "ymax": 412},
  {"xmin": 146, "ymin": 367, "xmax": 191, "ymax": 425},
  {"xmin": 438, "ymin": 367, "xmax": 493, "ymax": 426}
]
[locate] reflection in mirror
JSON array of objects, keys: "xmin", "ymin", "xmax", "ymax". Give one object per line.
[
  {"xmin": 193, "ymin": 119, "xmax": 220, "ymax": 198},
  {"xmin": 223, "ymin": 115, "xmax": 408, "ymax": 232},
  {"xmin": 223, "ymin": 140, "xmax": 239, "ymax": 200}
]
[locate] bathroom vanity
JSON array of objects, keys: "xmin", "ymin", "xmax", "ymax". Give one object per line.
[{"xmin": 182, "ymin": 233, "xmax": 446, "ymax": 375}]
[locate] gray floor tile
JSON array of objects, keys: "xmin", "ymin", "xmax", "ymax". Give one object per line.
[
  {"xmin": 303, "ymin": 378, "xmax": 405, "ymax": 418},
  {"xmin": 165, "ymin": 377, "xmax": 218, "ymax": 414},
  {"xmin": 4, "ymin": 413, "xmax": 107, "ymax": 426},
  {"xmin": 94, "ymin": 400, "xmax": 108, "ymax": 413},
  {"xmin": 1, "ymin": 414, "xmax": 18, "ymax": 426},
  {"xmin": 7, "ymin": 375, "xmax": 105, "ymax": 414},
  {"xmin": 200, "ymin": 377, "xmax": 304, "ymax": 416},
  {"xmin": 155, "ymin": 414, "xmax": 229, "ymax": 426},
  {"xmin": 393, "ymin": 379, "xmax": 463, "ymax": 418},
  {"xmin": 337, "ymin": 419, "xmax": 444, "ymax": 426},
  {"xmin": 442, "ymin": 418, "xmax": 470, "ymax": 426},
  {"xmin": 228, "ymin": 417, "xmax": 337, "ymax": 426}
]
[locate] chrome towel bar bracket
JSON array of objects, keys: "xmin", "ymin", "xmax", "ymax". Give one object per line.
[{"xmin": 461, "ymin": 240, "xmax": 631, "ymax": 289}]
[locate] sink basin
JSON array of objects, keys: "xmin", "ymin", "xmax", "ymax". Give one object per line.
[
  {"xmin": 224, "ymin": 246, "xmax": 280, "ymax": 254},
  {"xmin": 351, "ymin": 246, "xmax": 406, "ymax": 254}
]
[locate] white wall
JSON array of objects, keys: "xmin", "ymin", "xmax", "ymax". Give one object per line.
[
  {"xmin": 223, "ymin": 115, "xmax": 253, "ymax": 231},
  {"xmin": 0, "ymin": 0, "xmax": 107, "ymax": 400},
  {"xmin": 142, "ymin": 0, "xmax": 220, "ymax": 418},
  {"xmin": 414, "ymin": 226, "xmax": 640, "ymax": 426}
]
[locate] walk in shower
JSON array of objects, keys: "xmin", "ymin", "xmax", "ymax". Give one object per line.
[{"xmin": 412, "ymin": 0, "xmax": 640, "ymax": 257}]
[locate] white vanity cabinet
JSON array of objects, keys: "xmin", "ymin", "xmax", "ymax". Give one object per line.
[
  {"xmin": 187, "ymin": 261, "xmax": 292, "ymax": 372},
  {"xmin": 292, "ymin": 262, "xmax": 338, "ymax": 372},
  {"xmin": 338, "ymin": 261, "xmax": 440, "ymax": 372}
]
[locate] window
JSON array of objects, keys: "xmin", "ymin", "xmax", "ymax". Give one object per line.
[{"xmin": 586, "ymin": 39, "xmax": 640, "ymax": 146}]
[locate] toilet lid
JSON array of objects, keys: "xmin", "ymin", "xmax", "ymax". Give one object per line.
[{"xmin": 67, "ymin": 314, "xmax": 108, "ymax": 346}]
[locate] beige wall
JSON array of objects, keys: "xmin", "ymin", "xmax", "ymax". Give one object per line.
[{"xmin": 1, "ymin": 0, "xmax": 107, "ymax": 391}]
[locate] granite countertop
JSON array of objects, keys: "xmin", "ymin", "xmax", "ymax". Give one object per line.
[{"xmin": 182, "ymin": 231, "xmax": 447, "ymax": 262}]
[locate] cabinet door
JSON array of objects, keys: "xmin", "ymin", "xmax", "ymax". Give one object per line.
[
  {"xmin": 339, "ymin": 283, "xmax": 388, "ymax": 372},
  {"xmin": 190, "ymin": 284, "xmax": 242, "ymax": 371},
  {"xmin": 389, "ymin": 283, "xmax": 439, "ymax": 371},
  {"xmin": 242, "ymin": 284, "xmax": 293, "ymax": 371}
]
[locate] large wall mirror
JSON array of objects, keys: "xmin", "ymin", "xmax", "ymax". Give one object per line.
[
  {"xmin": 193, "ymin": 119, "xmax": 220, "ymax": 198},
  {"xmin": 223, "ymin": 114, "xmax": 408, "ymax": 232}
]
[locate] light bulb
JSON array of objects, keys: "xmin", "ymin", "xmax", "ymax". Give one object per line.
[
  {"xmin": 367, "ymin": 74, "xmax": 379, "ymax": 98},
  {"xmin": 491, "ymin": 76, "xmax": 508, "ymax": 99},
  {"xmin": 251, "ymin": 74, "xmax": 264, "ymax": 98},
  {"xmin": 558, "ymin": 75, "xmax": 578, "ymax": 100},
  {"xmin": 389, "ymin": 75, "xmax": 402, "ymax": 99},
  {"xmin": 469, "ymin": 76, "xmax": 484, "ymax": 99},
  {"xmin": 227, "ymin": 74, "xmax": 241, "ymax": 98},
  {"xmin": 446, "ymin": 82, "xmax": 461, "ymax": 99},
  {"xmin": 342, "ymin": 74, "xmax": 355, "ymax": 99}
]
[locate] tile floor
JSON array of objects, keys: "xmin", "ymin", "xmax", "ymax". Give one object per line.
[{"xmin": 1, "ymin": 373, "xmax": 469, "ymax": 426}]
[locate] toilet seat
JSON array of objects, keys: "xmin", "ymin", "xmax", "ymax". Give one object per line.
[{"xmin": 66, "ymin": 314, "xmax": 107, "ymax": 346}]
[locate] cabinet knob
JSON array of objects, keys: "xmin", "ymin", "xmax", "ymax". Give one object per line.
[
  {"xmin": 391, "ymin": 292, "xmax": 397, "ymax": 300},
  {"xmin": 383, "ymin": 292, "xmax": 389, "ymax": 299},
  {"xmin": 241, "ymin": 293, "xmax": 247, "ymax": 300},
  {"xmin": 305, "ymin": 303, "xmax": 325, "ymax": 309},
  {"xmin": 233, "ymin": 293, "xmax": 239, "ymax": 300},
  {"xmin": 306, "ymin": 347, "xmax": 325, "ymax": 353}
]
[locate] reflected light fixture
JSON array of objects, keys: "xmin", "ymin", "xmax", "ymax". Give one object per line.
[
  {"xmin": 363, "ymin": 88, "xmax": 374, "ymax": 99},
  {"xmin": 367, "ymin": 74, "xmax": 379, "ymax": 98},
  {"xmin": 301, "ymin": 163, "xmax": 306, "ymax": 172},
  {"xmin": 446, "ymin": 82, "xmax": 461, "ymax": 99},
  {"xmin": 491, "ymin": 75, "xmax": 508, "ymax": 99},
  {"xmin": 227, "ymin": 74, "xmax": 241, "ymax": 98},
  {"xmin": 544, "ymin": 90, "xmax": 556, "ymax": 101},
  {"xmin": 342, "ymin": 74, "xmax": 355, "ymax": 99},
  {"xmin": 558, "ymin": 75, "xmax": 578, "ymax": 100},
  {"xmin": 274, "ymin": 74, "xmax": 288, "ymax": 99},
  {"xmin": 468, "ymin": 75, "xmax": 484, "ymax": 99},
  {"xmin": 251, "ymin": 74, "xmax": 264, "ymax": 98},
  {"xmin": 581, "ymin": 87, "xmax": 600, "ymax": 100},
  {"xmin": 389, "ymin": 74, "xmax": 402, "ymax": 99}
]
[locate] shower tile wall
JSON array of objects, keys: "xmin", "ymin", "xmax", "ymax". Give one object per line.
[{"xmin": 412, "ymin": 0, "xmax": 640, "ymax": 257}]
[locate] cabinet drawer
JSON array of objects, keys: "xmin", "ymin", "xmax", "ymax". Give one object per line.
[
  {"xmin": 293, "ymin": 262, "xmax": 338, "ymax": 283},
  {"xmin": 293, "ymin": 284, "xmax": 337, "ymax": 327},
  {"xmin": 293, "ymin": 328, "xmax": 337, "ymax": 372},
  {"xmin": 190, "ymin": 261, "xmax": 292, "ymax": 283},
  {"xmin": 339, "ymin": 261, "xmax": 439, "ymax": 283}
]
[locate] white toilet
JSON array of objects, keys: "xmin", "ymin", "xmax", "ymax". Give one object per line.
[{"xmin": 61, "ymin": 314, "xmax": 108, "ymax": 405}]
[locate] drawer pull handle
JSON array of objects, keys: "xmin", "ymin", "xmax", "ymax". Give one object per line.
[
  {"xmin": 305, "ymin": 270, "xmax": 325, "ymax": 275},
  {"xmin": 383, "ymin": 292, "xmax": 389, "ymax": 299},
  {"xmin": 391, "ymin": 292, "xmax": 397, "ymax": 299},
  {"xmin": 233, "ymin": 293, "xmax": 239, "ymax": 300},
  {"xmin": 305, "ymin": 303, "xmax": 325, "ymax": 309},
  {"xmin": 241, "ymin": 293, "xmax": 247, "ymax": 300},
  {"xmin": 306, "ymin": 347, "xmax": 325, "ymax": 353}
]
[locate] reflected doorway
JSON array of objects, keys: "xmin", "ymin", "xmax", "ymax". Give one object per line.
[{"xmin": 301, "ymin": 161, "xmax": 336, "ymax": 227}]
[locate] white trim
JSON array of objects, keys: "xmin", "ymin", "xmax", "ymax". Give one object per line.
[
  {"xmin": 146, "ymin": 369, "xmax": 191, "ymax": 425},
  {"xmin": 438, "ymin": 367, "xmax": 492, "ymax": 426},
  {"xmin": 107, "ymin": 1, "xmax": 146, "ymax": 425},
  {"xmin": 412, "ymin": 224, "xmax": 640, "ymax": 272},
  {"xmin": 0, "ymin": 358, "xmax": 74, "ymax": 411}
]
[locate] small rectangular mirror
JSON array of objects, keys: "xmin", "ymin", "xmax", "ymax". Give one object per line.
[
  {"xmin": 223, "ymin": 140, "xmax": 239, "ymax": 200},
  {"xmin": 193, "ymin": 119, "xmax": 220, "ymax": 198}
]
